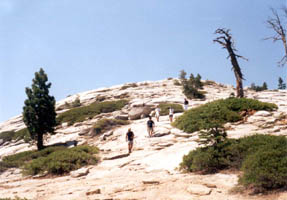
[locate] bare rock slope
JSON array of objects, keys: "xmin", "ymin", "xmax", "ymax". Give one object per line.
[{"xmin": 0, "ymin": 79, "xmax": 287, "ymax": 200}]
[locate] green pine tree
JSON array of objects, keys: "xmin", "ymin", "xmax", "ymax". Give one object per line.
[
  {"xmin": 23, "ymin": 68, "xmax": 56, "ymax": 150},
  {"xmin": 262, "ymin": 82, "xmax": 268, "ymax": 90},
  {"xmin": 278, "ymin": 77, "xmax": 286, "ymax": 89}
]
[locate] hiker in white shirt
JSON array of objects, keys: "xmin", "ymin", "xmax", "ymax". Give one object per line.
[
  {"xmin": 155, "ymin": 106, "xmax": 161, "ymax": 122},
  {"xmin": 169, "ymin": 107, "xmax": 174, "ymax": 122}
]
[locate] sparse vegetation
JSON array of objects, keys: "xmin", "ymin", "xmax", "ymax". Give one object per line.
[
  {"xmin": 60, "ymin": 97, "xmax": 82, "ymax": 110},
  {"xmin": 56, "ymin": 100, "xmax": 128, "ymax": 125},
  {"xmin": 120, "ymin": 83, "xmax": 138, "ymax": 90},
  {"xmin": 0, "ymin": 145, "xmax": 99, "ymax": 176},
  {"xmin": 158, "ymin": 103, "xmax": 184, "ymax": 116},
  {"xmin": 180, "ymin": 134, "xmax": 287, "ymax": 192},
  {"xmin": 173, "ymin": 79, "xmax": 181, "ymax": 86},
  {"xmin": 92, "ymin": 118, "xmax": 129, "ymax": 135},
  {"xmin": 0, "ymin": 128, "xmax": 32, "ymax": 144},
  {"xmin": 173, "ymin": 97, "xmax": 277, "ymax": 133},
  {"xmin": 203, "ymin": 80, "xmax": 217, "ymax": 86}
]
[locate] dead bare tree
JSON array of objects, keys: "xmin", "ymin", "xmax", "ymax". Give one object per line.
[
  {"xmin": 265, "ymin": 7, "xmax": 287, "ymax": 66},
  {"xmin": 213, "ymin": 28, "xmax": 247, "ymax": 98}
]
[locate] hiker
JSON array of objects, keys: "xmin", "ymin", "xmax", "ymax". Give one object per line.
[
  {"xmin": 184, "ymin": 98, "xmax": 189, "ymax": 111},
  {"xmin": 155, "ymin": 106, "xmax": 161, "ymax": 122},
  {"xmin": 147, "ymin": 115, "xmax": 155, "ymax": 137},
  {"xmin": 169, "ymin": 107, "xmax": 174, "ymax": 122},
  {"xmin": 126, "ymin": 128, "xmax": 134, "ymax": 154}
]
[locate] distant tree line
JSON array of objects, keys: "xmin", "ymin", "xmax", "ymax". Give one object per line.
[{"xmin": 250, "ymin": 82, "xmax": 268, "ymax": 92}]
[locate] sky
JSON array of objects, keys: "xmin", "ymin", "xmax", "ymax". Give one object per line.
[{"xmin": 0, "ymin": 0, "xmax": 287, "ymax": 122}]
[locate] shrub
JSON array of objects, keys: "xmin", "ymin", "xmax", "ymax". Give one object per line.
[
  {"xmin": 13, "ymin": 128, "xmax": 32, "ymax": 142},
  {"xmin": 180, "ymin": 139, "xmax": 236, "ymax": 173},
  {"xmin": 92, "ymin": 118, "xmax": 129, "ymax": 135},
  {"xmin": 71, "ymin": 97, "xmax": 81, "ymax": 108},
  {"xmin": 0, "ymin": 145, "xmax": 99, "ymax": 175},
  {"xmin": 56, "ymin": 100, "xmax": 128, "ymax": 125},
  {"xmin": 0, "ymin": 131, "xmax": 15, "ymax": 143},
  {"xmin": 173, "ymin": 98, "xmax": 277, "ymax": 133},
  {"xmin": 24, "ymin": 145, "xmax": 99, "ymax": 175},
  {"xmin": 173, "ymin": 79, "xmax": 181, "ymax": 86},
  {"xmin": 158, "ymin": 103, "xmax": 184, "ymax": 116},
  {"xmin": 203, "ymin": 80, "xmax": 217, "ymax": 86},
  {"xmin": 0, "ymin": 128, "xmax": 31, "ymax": 144},
  {"xmin": 240, "ymin": 148, "xmax": 287, "ymax": 191},
  {"xmin": 120, "ymin": 83, "xmax": 138, "ymax": 90},
  {"xmin": 180, "ymin": 134, "xmax": 287, "ymax": 192},
  {"xmin": 1, "ymin": 146, "xmax": 65, "ymax": 169}
]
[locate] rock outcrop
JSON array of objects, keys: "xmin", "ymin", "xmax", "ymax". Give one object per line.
[{"xmin": 0, "ymin": 79, "xmax": 287, "ymax": 200}]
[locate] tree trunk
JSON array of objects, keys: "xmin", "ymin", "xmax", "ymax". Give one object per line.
[
  {"xmin": 235, "ymin": 73, "xmax": 244, "ymax": 98},
  {"xmin": 37, "ymin": 133, "xmax": 44, "ymax": 151},
  {"xmin": 227, "ymin": 46, "xmax": 244, "ymax": 98}
]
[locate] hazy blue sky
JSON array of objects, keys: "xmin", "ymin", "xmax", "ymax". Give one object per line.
[{"xmin": 0, "ymin": 0, "xmax": 287, "ymax": 122}]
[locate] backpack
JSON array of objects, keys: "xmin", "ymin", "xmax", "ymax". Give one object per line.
[{"xmin": 147, "ymin": 120, "xmax": 154, "ymax": 127}]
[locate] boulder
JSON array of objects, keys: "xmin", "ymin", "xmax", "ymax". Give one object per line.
[
  {"xmin": 78, "ymin": 128, "xmax": 90, "ymax": 136},
  {"xmin": 100, "ymin": 131, "xmax": 113, "ymax": 141},
  {"xmin": 115, "ymin": 114, "xmax": 129, "ymax": 120},
  {"xmin": 187, "ymin": 184, "xmax": 212, "ymax": 196},
  {"xmin": 61, "ymin": 122, "xmax": 68, "ymax": 128},
  {"xmin": 128, "ymin": 106, "xmax": 152, "ymax": 120},
  {"xmin": 70, "ymin": 167, "xmax": 89, "ymax": 178}
]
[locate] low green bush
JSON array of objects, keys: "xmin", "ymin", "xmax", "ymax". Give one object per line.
[
  {"xmin": 92, "ymin": 118, "xmax": 129, "ymax": 135},
  {"xmin": 0, "ymin": 131, "xmax": 15, "ymax": 143},
  {"xmin": 0, "ymin": 145, "xmax": 99, "ymax": 176},
  {"xmin": 0, "ymin": 128, "xmax": 31, "ymax": 144},
  {"xmin": 240, "ymin": 148, "xmax": 287, "ymax": 191},
  {"xmin": 181, "ymin": 135, "xmax": 287, "ymax": 192},
  {"xmin": 56, "ymin": 100, "xmax": 128, "ymax": 125},
  {"xmin": 24, "ymin": 146, "xmax": 98, "ymax": 175},
  {"xmin": 180, "ymin": 139, "xmax": 236, "ymax": 173},
  {"xmin": 24, "ymin": 145, "xmax": 99, "ymax": 175},
  {"xmin": 158, "ymin": 103, "xmax": 184, "ymax": 116},
  {"xmin": 1, "ymin": 146, "xmax": 65, "ymax": 169},
  {"xmin": 13, "ymin": 128, "xmax": 31, "ymax": 142},
  {"xmin": 173, "ymin": 98, "xmax": 277, "ymax": 133}
]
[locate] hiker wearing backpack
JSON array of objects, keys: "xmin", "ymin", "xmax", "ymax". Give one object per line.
[
  {"xmin": 147, "ymin": 116, "xmax": 155, "ymax": 137},
  {"xmin": 126, "ymin": 128, "xmax": 134, "ymax": 154},
  {"xmin": 184, "ymin": 98, "xmax": 189, "ymax": 111}
]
